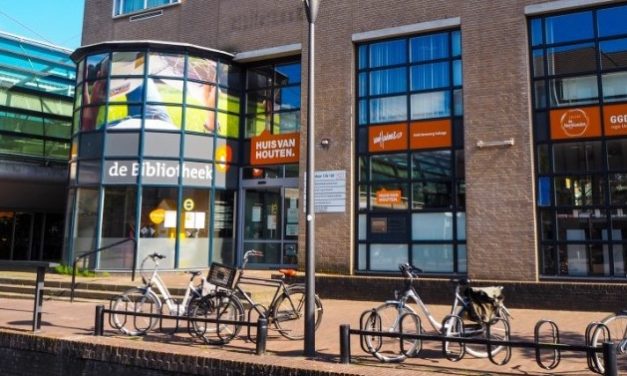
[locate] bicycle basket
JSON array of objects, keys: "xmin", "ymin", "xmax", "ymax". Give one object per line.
[
  {"xmin": 464, "ymin": 286, "xmax": 505, "ymax": 324},
  {"xmin": 208, "ymin": 263, "xmax": 237, "ymax": 288}
]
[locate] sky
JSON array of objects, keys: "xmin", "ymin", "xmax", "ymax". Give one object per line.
[{"xmin": 0, "ymin": 0, "xmax": 84, "ymax": 50}]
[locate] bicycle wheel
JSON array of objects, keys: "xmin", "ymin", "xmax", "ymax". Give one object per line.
[
  {"xmin": 272, "ymin": 286, "xmax": 323, "ymax": 340},
  {"xmin": 591, "ymin": 313, "xmax": 627, "ymax": 373},
  {"xmin": 111, "ymin": 287, "xmax": 161, "ymax": 336},
  {"xmin": 445, "ymin": 306, "xmax": 509, "ymax": 358},
  {"xmin": 191, "ymin": 292, "xmax": 244, "ymax": 345},
  {"xmin": 363, "ymin": 302, "xmax": 420, "ymax": 363}
]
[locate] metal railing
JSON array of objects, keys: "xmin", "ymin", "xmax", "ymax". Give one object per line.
[
  {"xmin": 93, "ymin": 304, "xmax": 268, "ymax": 355},
  {"xmin": 70, "ymin": 237, "xmax": 136, "ymax": 302},
  {"xmin": 339, "ymin": 309, "xmax": 620, "ymax": 376}
]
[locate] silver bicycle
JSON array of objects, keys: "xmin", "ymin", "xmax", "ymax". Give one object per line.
[
  {"xmin": 364, "ymin": 263, "xmax": 511, "ymax": 362},
  {"xmin": 110, "ymin": 253, "xmax": 211, "ymax": 336},
  {"xmin": 590, "ymin": 310, "xmax": 627, "ymax": 373}
]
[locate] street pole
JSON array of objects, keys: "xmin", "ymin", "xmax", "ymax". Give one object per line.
[{"xmin": 302, "ymin": 0, "xmax": 320, "ymax": 358}]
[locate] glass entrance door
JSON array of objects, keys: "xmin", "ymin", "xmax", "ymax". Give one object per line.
[{"xmin": 241, "ymin": 186, "xmax": 299, "ymax": 267}]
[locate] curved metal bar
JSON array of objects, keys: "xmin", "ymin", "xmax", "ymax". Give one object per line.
[
  {"xmin": 108, "ymin": 296, "xmax": 124, "ymax": 330},
  {"xmin": 359, "ymin": 309, "xmax": 380, "ymax": 354},
  {"xmin": 533, "ymin": 319, "xmax": 561, "ymax": 370},
  {"xmin": 398, "ymin": 311, "xmax": 422, "ymax": 357},
  {"xmin": 441, "ymin": 314, "xmax": 465, "ymax": 362},
  {"xmin": 487, "ymin": 318, "xmax": 512, "ymax": 366},
  {"xmin": 158, "ymin": 302, "xmax": 181, "ymax": 335},
  {"xmin": 585, "ymin": 321, "xmax": 609, "ymax": 374},
  {"xmin": 246, "ymin": 303, "xmax": 267, "ymax": 342}
]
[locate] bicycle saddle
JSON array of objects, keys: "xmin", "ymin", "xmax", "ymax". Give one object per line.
[
  {"xmin": 399, "ymin": 263, "xmax": 423, "ymax": 276},
  {"xmin": 185, "ymin": 270, "xmax": 202, "ymax": 277},
  {"xmin": 148, "ymin": 252, "xmax": 166, "ymax": 260},
  {"xmin": 278, "ymin": 268, "xmax": 297, "ymax": 277}
]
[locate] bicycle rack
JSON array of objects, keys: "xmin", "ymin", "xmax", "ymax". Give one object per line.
[
  {"xmin": 585, "ymin": 321, "xmax": 610, "ymax": 374},
  {"xmin": 158, "ymin": 302, "xmax": 185, "ymax": 335},
  {"xmin": 359, "ymin": 309, "xmax": 380, "ymax": 354},
  {"xmin": 487, "ymin": 317, "xmax": 512, "ymax": 366},
  {"xmin": 108, "ymin": 296, "xmax": 124, "ymax": 330},
  {"xmin": 246, "ymin": 303, "xmax": 268, "ymax": 342},
  {"xmin": 398, "ymin": 311, "xmax": 422, "ymax": 357},
  {"xmin": 441, "ymin": 314, "xmax": 465, "ymax": 362},
  {"xmin": 534, "ymin": 319, "xmax": 560, "ymax": 370}
]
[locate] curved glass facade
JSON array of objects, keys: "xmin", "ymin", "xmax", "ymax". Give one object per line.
[{"xmin": 68, "ymin": 44, "xmax": 240, "ymax": 269}]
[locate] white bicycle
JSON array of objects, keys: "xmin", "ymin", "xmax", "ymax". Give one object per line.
[
  {"xmin": 590, "ymin": 310, "xmax": 627, "ymax": 373},
  {"xmin": 110, "ymin": 253, "xmax": 211, "ymax": 336},
  {"xmin": 364, "ymin": 263, "xmax": 511, "ymax": 362}
]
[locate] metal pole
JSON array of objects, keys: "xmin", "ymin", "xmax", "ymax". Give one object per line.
[
  {"xmin": 256, "ymin": 317, "xmax": 268, "ymax": 355},
  {"xmin": 602, "ymin": 342, "xmax": 618, "ymax": 376},
  {"xmin": 94, "ymin": 305, "xmax": 104, "ymax": 336},
  {"xmin": 340, "ymin": 324, "xmax": 351, "ymax": 364},
  {"xmin": 303, "ymin": 0, "xmax": 320, "ymax": 358}
]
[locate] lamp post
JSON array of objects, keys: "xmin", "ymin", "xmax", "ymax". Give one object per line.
[{"xmin": 301, "ymin": 0, "xmax": 320, "ymax": 357}]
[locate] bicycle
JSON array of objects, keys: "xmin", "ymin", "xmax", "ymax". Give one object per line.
[
  {"xmin": 110, "ymin": 253, "xmax": 210, "ymax": 336},
  {"xmin": 363, "ymin": 263, "xmax": 511, "ymax": 362},
  {"xmin": 590, "ymin": 310, "xmax": 627, "ymax": 373},
  {"xmin": 190, "ymin": 249, "xmax": 324, "ymax": 345}
]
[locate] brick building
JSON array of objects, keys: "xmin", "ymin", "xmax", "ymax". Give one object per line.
[{"xmin": 66, "ymin": 0, "xmax": 627, "ymax": 283}]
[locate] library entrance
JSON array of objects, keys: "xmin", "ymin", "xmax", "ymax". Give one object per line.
[{"xmin": 239, "ymin": 174, "xmax": 299, "ymax": 268}]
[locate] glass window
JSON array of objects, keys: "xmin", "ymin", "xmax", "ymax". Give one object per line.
[
  {"xmin": 275, "ymin": 63, "xmax": 301, "ymax": 85},
  {"xmin": 548, "ymin": 75, "xmax": 598, "ymax": 107},
  {"xmin": 217, "ymin": 62, "xmax": 240, "ymax": 88},
  {"xmin": 108, "ymin": 79, "xmax": 143, "ymax": 103},
  {"xmin": 100, "ymin": 186, "xmax": 137, "ymax": 269},
  {"xmin": 213, "ymin": 189, "xmax": 235, "ymax": 265},
  {"xmin": 452, "ymin": 31, "xmax": 461, "ymax": 57},
  {"xmin": 274, "ymin": 86, "xmax": 301, "ymax": 111},
  {"xmin": 72, "ymin": 188, "xmax": 99, "ymax": 256},
  {"xmin": 370, "ymin": 95, "xmax": 407, "ymax": 123},
  {"xmin": 273, "ymin": 111, "xmax": 300, "ymax": 134},
  {"xmin": 370, "ymin": 39, "xmax": 406, "ymax": 68},
  {"xmin": 247, "ymin": 66, "xmax": 273, "ymax": 89},
  {"xmin": 547, "ymin": 43, "xmax": 596, "ymax": 76},
  {"xmin": 85, "ymin": 54, "xmax": 109, "ymax": 81},
  {"xmin": 111, "ymin": 52, "xmax": 144, "ymax": 76},
  {"xmin": 412, "ymin": 244, "xmax": 454, "ymax": 272},
  {"xmin": 217, "ymin": 88, "xmax": 240, "ymax": 113},
  {"xmin": 187, "ymin": 57, "xmax": 217, "ymax": 83},
  {"xmin": 545, "ymin": 11, "xmax": 593, "ymax": 44},
  {"xmin": 410, "ymin": 33, "xmax": 448, "ymax": 62},
  {"xmin": 371, "ymin": 153, "xmax": 408, "ymax": 180},
  {"xmin": 179, "ymin": 188, "xmax": 211, "ymax": 268},
  {"xmin": 370, "ymin": 183, "xmax": 409, "ymax": 210},
  {"xmin": 530, "ymin": 18, "xmax": 543, "ymax": 46},
  {"xmin": 453, "ymin": 60, "xmax": 462, "ymax": 86},
  {"xmin": 412, "ymin": 181, "xmax": 452, "ymax": 209},
  {"xmin": 148, "ymin": 53, "xmax": 185, "ymax": 77},
  {"xmin": 556, "ymin": 209, "xmax": 607, "ymax": 241},
  {"xmin": 554, "ymin": 175, "xmax": 605, "ymax": 206},
  {"xmin": 597, "ymin": 4, "xmax": 627, "ymax": 37},
  {"xmin": 602, "ymin": 71, "xmax": 627, "ymax": 102},
  {"xmin": 607, "ymin": 139, "xmax": 627, "ymax": 170},
  {"xmin": 370, "ymin": 67, "xmax": 407, "ymax": 95},
  {"xmin": 411, "ymin": 62, "xmax": 449, "ymax": 91},
  {"xmin": 143, "ymin": 132, "xmax": 180, "ymax": 157},
  {"xmin": 599, "ymin": 38, "xmax": 627, "ymax": 70},
  {"xmin": 114, "ymin": 0, "xmax": 179, "ymax": 16},
  {"xmin": 552, "ymin": 141, "xmax": 603, "ymax": 173},
  {"xmin": 412, "ymin": 150, "xmax": 451, "ymax": 179},
  {"xmin": 217, "ymin": 112, "xmax": 240, "ymax": 138},
  {"xmin": 151, "ymin": 79, "xmax": 184, "ymax": 104},
  {"xmin": 410, "ymin": 91, "xmax": 450, "ymax": 120},
  {"xmin": 138, "ymin": 187, "xmax": 177, "ymax": 268},
  {"xmin": 412, "ymin": 212, "xmax": 453, "ymax": 240},
  {"xmin": 370, "ymin": 244, "xmax": 407, "ymax": 270},
  {"xmin": 609, "ymin": 174, "xmax": 627, "ymax": 205}
]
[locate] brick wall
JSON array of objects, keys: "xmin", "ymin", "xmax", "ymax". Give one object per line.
[{"xmin": 78, "ymin": 0, "xmax": 626, "ymax": 281}]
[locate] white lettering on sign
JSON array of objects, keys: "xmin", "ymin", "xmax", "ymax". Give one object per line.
[
  {"xmin": 107, "ymin": 161, "xmax": 213, "ymax": 181},
  {"xmin": 373, "ymin": 130, "xmax": 403, "ymax": 149}
]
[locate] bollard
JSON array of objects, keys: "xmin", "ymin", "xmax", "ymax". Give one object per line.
[
  {"xmin": 340, "ymin": 324, "xmax": 351, "ymax": 364},
  {"xmin": 94, "ymin": 305, "xmax": 105, "ymax": 336},
  {"xmin": 256, "ymin": 317, "xmax": 268, "ymax": 355},
  {"xmin": 602, "ymin": 342, "xmax": 618, "ymax": 376}
]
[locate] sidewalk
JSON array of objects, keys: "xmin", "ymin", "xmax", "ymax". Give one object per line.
[{"xmin": 0, "ymin": 271, "xmax": 616, "ymax": 375}]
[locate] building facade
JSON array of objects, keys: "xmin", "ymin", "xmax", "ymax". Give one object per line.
[
  {"xmin": 70, "ymin": 0, "xmax": 627, "ymax": 282},
  {"xmin": 0, "ymin": 31, "xmax": 74, "ymax": 262}
]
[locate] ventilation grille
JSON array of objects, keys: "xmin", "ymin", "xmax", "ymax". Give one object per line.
[{"xmin": 129, "ymin": 9, "xmax": 163, "ymax": 22}]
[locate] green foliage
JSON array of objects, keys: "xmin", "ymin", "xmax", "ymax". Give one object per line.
[{"xmin": 53, "ymin": 264, "xmax": 100, "ymax": 277}]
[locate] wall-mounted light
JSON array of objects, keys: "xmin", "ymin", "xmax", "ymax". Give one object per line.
[
  {"xmin": 476, "ymin": 138, "xmax": 515, "ymax": 149},
  {"xmin": 320, "ymin": 138, "xmax": 330, "ymax": 148}
]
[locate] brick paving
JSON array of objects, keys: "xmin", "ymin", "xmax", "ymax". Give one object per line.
[{"xmin": 0, "ymin": 271, "xmax": 618, "ymax": 375}]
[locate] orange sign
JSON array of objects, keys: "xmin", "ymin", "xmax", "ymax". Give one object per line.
[
  {"xmin": 375, "ymin": 188, "xmax": 402, "ymax": 205},
  {"xmin": 604, "ymin": 103, "xmax": 627, "ymax": 137},
  {"xmin": 410, "ymin": 119, "xmax": 452, "ymax": 149},
  {"xmin": 368, "ymin": 123, "xmax": 407, "ymax": 153},
  {"xmin": 550, "ymin": 106, "xmax": 601, "ymax": 140},
  {"xmin": 250, "ymin": 130, "xmax": 300, "ymax": 166}
]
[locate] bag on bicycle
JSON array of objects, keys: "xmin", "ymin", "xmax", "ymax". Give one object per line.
[{"xmin": 463, "ymin": 286, "xmax": 504, "ymax": 324}]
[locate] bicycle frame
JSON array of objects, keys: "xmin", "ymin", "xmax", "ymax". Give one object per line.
[
  {"xmin": 233, "ymin": 275, "xmax": 291, "ymax": 319},
  {"xmin": 142, "ymin": 260, "xmax": 203, "ymax": 316},
  {"xmin": 388, "ymin": 283, "xmax": 466, "ymax": 333}
]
